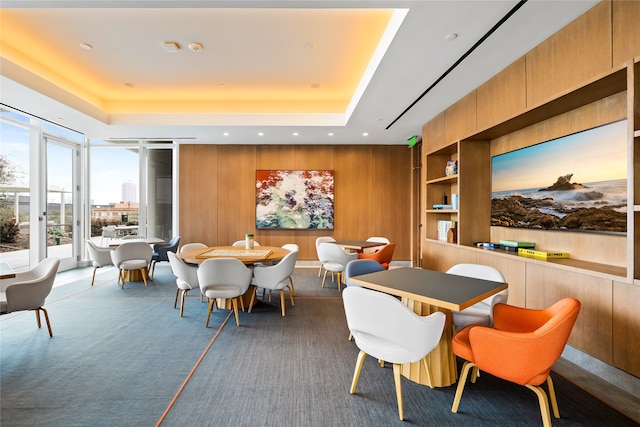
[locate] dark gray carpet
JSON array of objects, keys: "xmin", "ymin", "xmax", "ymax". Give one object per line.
[{"xmin": 1, "ymin": 265, "xmax": 637, "ymax": 426}]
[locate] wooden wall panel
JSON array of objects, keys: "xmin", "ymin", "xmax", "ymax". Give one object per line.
[
  {"xmin": 444, "ymin": 91, "xmax": 477, "ymax": 143},
  {"xmin": 372, "ymin": 145, "xmax": 412, "ymax": 260},
  {"xmin": 612, "ymin": 280, "xmax": 640, "ymax": 377},
  {"xmin": 525, "ymin": 263, "xmax": 613, "ymax": 363},
  {"xmin": 476, "ymin": 58, "xmax": 527, "ymax": 131},
  {"xmin": 217, "ymin": 145, "xmax": 257, "ymax": 246},
  {"xmin": 526, "ymin": 1, "xmax": 612, "ymax": 107},
  {"xmin": 612, "ymin": 0, "xmax": 640, "ymax": 66},
  {"xmin": 178, "ymin": 144, "xmax": 218, "ymax": 246},
  {"xmin": 334, "ymin": 146, "xmax": 373, "ymax": 242},
  {"xmin": 422, "ymin": 112, "xmax": 445, "ymax": 152}
]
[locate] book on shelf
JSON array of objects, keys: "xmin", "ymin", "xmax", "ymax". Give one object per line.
[
  {"xmin": 517, "ymin": 248, "xmax": 569, "ymax": 260},
  {"xmin": 437, "ymin": 220, "xmax": 456, "ymax": 242},
  {"xmin": 432, "ymin": 204, "xmax": 453, "ymax": 210},
  {"xmin": 499, "ymin": 240, "xmax": 536, "ymax": 248}
]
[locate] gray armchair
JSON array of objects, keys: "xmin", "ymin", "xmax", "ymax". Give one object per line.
[{"xmin": 0, "ymin": 257, "xmax": 61, "ymax": 337}]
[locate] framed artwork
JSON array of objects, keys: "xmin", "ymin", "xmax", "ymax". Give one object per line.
[{"xmin": 256, "ymin": 170, "xmax": 334, "ymax": 229}]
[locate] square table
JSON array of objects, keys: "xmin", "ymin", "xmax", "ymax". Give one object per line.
[
  {"xmin": 349, "ymin": 267, "xmax": 508, "ymax": 387},
  {"xmin": 0, "ymin": 262, "xmax": 16, "ymax": 280}
]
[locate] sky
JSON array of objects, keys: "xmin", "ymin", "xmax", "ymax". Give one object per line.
[{"xmin": 491, "ymin": 120, "xmax": 628, "ymax": 192}]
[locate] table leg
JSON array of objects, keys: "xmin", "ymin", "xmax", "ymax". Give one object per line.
[{"xmin": 400, "ymin": 298, "xmax": 457, "ymax": 387}]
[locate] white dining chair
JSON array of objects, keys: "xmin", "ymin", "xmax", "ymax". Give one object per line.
[
  {"xmin": 110, "ymin": 241, "xmax": 153, "ymax": 288},
  {"xmin": 317, "ymin": 242, "xmax": 357, "ymax": 291},
  {"xmin": 250, "ymin": 250, "xmax": 298, "ymax": 316},
  {"xmin": 86, "ymin": 240, "xmax": 113, "ymax": 286},
  {"xmin": 167, "ymin": 252, "xmax": 200, "ymax": 317}
]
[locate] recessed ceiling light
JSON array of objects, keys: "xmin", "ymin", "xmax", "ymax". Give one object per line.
[
  {"xmin": 79, "ymin": 42, "xmax": 93, "ymax": 50},
  {"xmin": 258, "ymin": 132, "xmax": 264, "ymax": 136},
  {"xmin": 188, "ymin": 42, "xmax": 203, "ymax": 52},
  {"xmin": 445, "ymin": 33, "xmax": 458, "ymax": 41},
  {"xmin": 362, "ymin": 132, "xmax": 369, "ymax": 137},
  {"xmin": 293, "ymin": 132, "xmax": 299, "ymax": 136},
  {"xmin": 223, "ymin": 132, "xmax": 229, "ymax": 136},
  {"xmin": 328, "ymin": 133, "xmax": 334, "ymax": 136},
  {"xmin": 162, "ymin": 42, "xmax": 180, "ymax": 53}
]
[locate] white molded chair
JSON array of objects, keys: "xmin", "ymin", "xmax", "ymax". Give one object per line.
[
  {"xmin": 232, "ymin": 240, "xmax": 260, "ymax": 247},
  {"xmin": 197, "ymin": 258, "xmax": 253, "ymax": 327},
  {"xmin": 167, "ymin": 252, "xmax": 200, "ymax": 317},
  {"xmin": 180, "ymin": 242, "xmax": 208, "ymax": 253},
  {"xmin": 318, "ymin": 242, "xmax": 357, "ymax": 291},
  {"xmin": 101, "ymin": 226, "xmax": 117, "ymax": 245},
  {"xmin": 363, "ymin": 236, "xmax": 390, "ymax": 254},
  {"xmin": 250, "ymin": 250, "xmax": 298, "ymax": 316},
  {"xmin": 0, "ymin": 257, "xmax": 60, "ymax": 337},
  {"xmin": 343, "ymin": 286, "xmax": 446, "ymax": 421},
  {"xmin": 281, "ymin": 243, "xmax": 299, "ymax": 295},
  {"xmin": 110, "ymin": 241, "xmax": 153, "ymax": 288},
  {"xmin": 446, "ymin": 263, "xmax": 508, "ymax": 330},
  {"xmin": 315, "ymin": 236, "xmax": 336, "ymax": 277},
  {"xmin": 86, "ymin": 240, "xmax": 113, "ymax": 286}
]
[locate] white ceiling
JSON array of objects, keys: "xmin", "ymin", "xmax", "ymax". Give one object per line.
[{"xmin": 0, "ymin": 0, "xmax": 598, "ymax": 146}]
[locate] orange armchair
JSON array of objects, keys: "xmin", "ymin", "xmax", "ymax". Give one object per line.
[
  {"xmin": 357, "ymin": 243, "xmax": 395, "ymax": 269},
  {"xmin": 451, "ymin": 297, "xmax": 581, "ymax": 427}
]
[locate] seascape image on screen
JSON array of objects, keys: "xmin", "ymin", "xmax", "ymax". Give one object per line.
[
  {"xmin": 256, "ymin": 170, "xmax": 334, "ymax": 229},
  {"xmin": 491, "ymin": 120, "xmax": 627, "ymax": 234}
]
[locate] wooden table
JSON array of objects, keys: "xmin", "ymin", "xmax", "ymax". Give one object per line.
[
  {"xmin": 331, "ymin": 240, "xmax": 384, "ymax": 252},
  {"xmin": 178, "ymin": 246, "xmax": 290, "ymax": 309},
  {"xmin": 0, "ymin": 262, "xmax": 16, "ymax": 280},
  {"xmin": 349, "ymin": 266, "xmax": 508, "ymax": 387}
]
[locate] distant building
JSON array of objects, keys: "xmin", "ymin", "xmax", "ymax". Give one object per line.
[
  {"xmin": 91, "ymin": 203, "xmax": 139, "ymax": 223},
  {"xmin": 121, "ymin": 181, "xmax": 137, "ymax": 203}
]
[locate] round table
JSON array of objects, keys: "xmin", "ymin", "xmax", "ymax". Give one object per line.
[{"xmin": 177, "ymin": 245, "xmax": 290, "ymax": 310}]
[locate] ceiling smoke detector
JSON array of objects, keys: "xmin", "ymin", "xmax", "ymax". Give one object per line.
[{"xmin": 188, "ymin": 42, "xmax": 203, "ymax": 52}]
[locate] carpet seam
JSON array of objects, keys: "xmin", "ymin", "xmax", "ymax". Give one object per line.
[{"xmin": 155, "ymin": 309, "xmax": 233, "ymax": 426}]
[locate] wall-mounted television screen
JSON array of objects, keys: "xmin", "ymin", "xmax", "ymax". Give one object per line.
[
  {"xmin": 491, "ymin": 120, "xmax": 627, "ymax": 234},
  {"xmin": 256, "ymin": 170, "xmax": 334, "ymax": 229}
]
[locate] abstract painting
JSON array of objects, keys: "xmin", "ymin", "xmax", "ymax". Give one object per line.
[{"xmin": 256, "ymin": 170, "xmax": 334, "ymax": 229}]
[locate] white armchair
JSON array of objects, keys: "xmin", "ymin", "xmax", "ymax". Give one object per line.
[
  {"xmin": 197, "ymin": 258, "xmax": 253, "ymax": 327},
  {"xmin": 343, "ymin": 286, "xmax": 445, "ymax": 421},
  {"xmin": 86, "ymin": 240, "xmax": 113, "ymax": 286},
  {"xmin": 250, "ymin": 250, "xmax": 298, "ymax": 316},
  {"xmin": 446, "ymin": 263, "xmax": 508, "ymax": 331},
  {"xmin": 317, "ymin": 242, "xmax": 357, "ymax": 291},
  {"xmin": 110, "ymin": 241, "xmax": 153, "ymax": 288},
  {"xmin": 0, "ymin": 257, "xmax": 61, "ymax": 337},
  {"xmin": 168, "ymin": 252, "xmax": 200, "ymax": 317}
]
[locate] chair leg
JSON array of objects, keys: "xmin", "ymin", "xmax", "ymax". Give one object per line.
[
  {"xmin": 393, "ymin": 363, "xmax": 404, "ymax": 421},
  {"xmin": 38, "ymin": 307, "xmax": 53, "ymax": 337},
  {"xmin": 248, "ymin": 287, "xmax": 258, "ymax": 313},
  {"xmin": 119, "ymin": 269, "xmax": 125, "ymax": 289},
  {"xmin": 141, "ymin": 268, "xmax": 148, "ymax": 286},
  {"xmin": 205, "ymin": 298, "xmax": 215, "ymax": 327},
  {"xmin": 174, "ymin": 288, "xmax": 180, "ymax": 308},
  {"xmin": 321, "ymin": 270, "xmax": 328, "ymax": 288},
  {"xmin": 421, "ymin": 356, "xmax": 435, "ymax": 389},
  {"xmin": 35, "ymin": 309, "xmax": 41, "ymax": 329},
  {"xmin": 179, "ymin": 290, "xmax": 187, "ymax": 317},
  {"xmin": 337, "ymin": 272, "xmax": 342, "ymax": 292},
  {"xmin": 150, "ymin": 261, "xmax": 156, "ymax": 280},
  {"xmin": 288, "ymin": 276, "xmax": 295, "ymax": 296},
  {"xmin": 546, "ymin": 375, "xmax": 560, "ymax": 419},
  {"xmin": 526, "ymin": 384, "xmax": 553, "ymax": 427},
  {"xmin": 288, "ymin": 286, "xmax": 295, "ymax": 307},
  {"xmin": 350, "ymin": 350, "xmax": 367, "ymax": 394},
  {"xmin": 91, "ymin": 266, "xmax": 99, "ymax": 286},
  {"xmin": 452, "ymin": 361, "xmax": 475, "ymax": 413},
  {"xmin": 279, "ymin": 289, "xmax": 286, "ymax": 316},
  {"xmin": 232, "ymin": 298, "xmax": 241, "ymax": 326}
]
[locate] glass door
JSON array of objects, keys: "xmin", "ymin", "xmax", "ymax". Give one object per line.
[{"xmin": 45, "ymin": 137, "xmax": 79, "ymax": 270}]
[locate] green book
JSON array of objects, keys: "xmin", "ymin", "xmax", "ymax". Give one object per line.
[{"xmin": 499, "ymin": 240, "xmax": 536, "ymax": 248}]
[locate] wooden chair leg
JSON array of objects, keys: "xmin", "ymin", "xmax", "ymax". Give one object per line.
[
  {"xmin": 91, "ymin": 266, "xmax": 99, "ymax": 286},
  {"xmin": 205, "ymin": 298, "xmax": 215, "ymax": 327},
  {"xmin": 279, "ymin": 289, "xmax": 286, "ymax": 316},
  {"xmin": 452, "ymin": 361, "xmax": 475, "ymax": 413},
  {"xmin": 526, "ymin": 384, "xmax": 553, "ymax": 427},
  {"xmin": 179, "ymin": 290, "xmax": 187, "ymax": 317},
  {"xmin": 350, "ymin": 350, "xmax": 367, "ymax": 394},
  {"xmin": 141, "ymin": 268, "xmax": 148, "ymax": 286},
  {"xmin": 35, "ymin": 309, "xmax": 42, "ymax": 328},
  {"xmin": 288, "ymin": 287, "xmax": 295, "ymax": 307},
  {"xmin": 422, "ymin": 356, "xmax": 435, "ymax": 389},
  {"xmin": 38, "ymin": 307, "xmax": 53, "ymax": 337},
  {"xmin": 232, "ymin": 298, "xmax": 241, "ymax": 326},
  {"xmin": 393, "ymin": 363, "xmax": 404, "ymax": 421},
  {"xmin": 174, "ymin": 288, "xmax": 180, "ymax": 308},
  {"xmin": 150, "ymin": 261, "xmax": 156, "ymax": 280},
  {"xmin": 546, "ymin": 375, "xmax": 560, "ymax": 418},
  {"xmin": 321, "ymin": 271, "xmax": 328, "ymax": 288}
]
